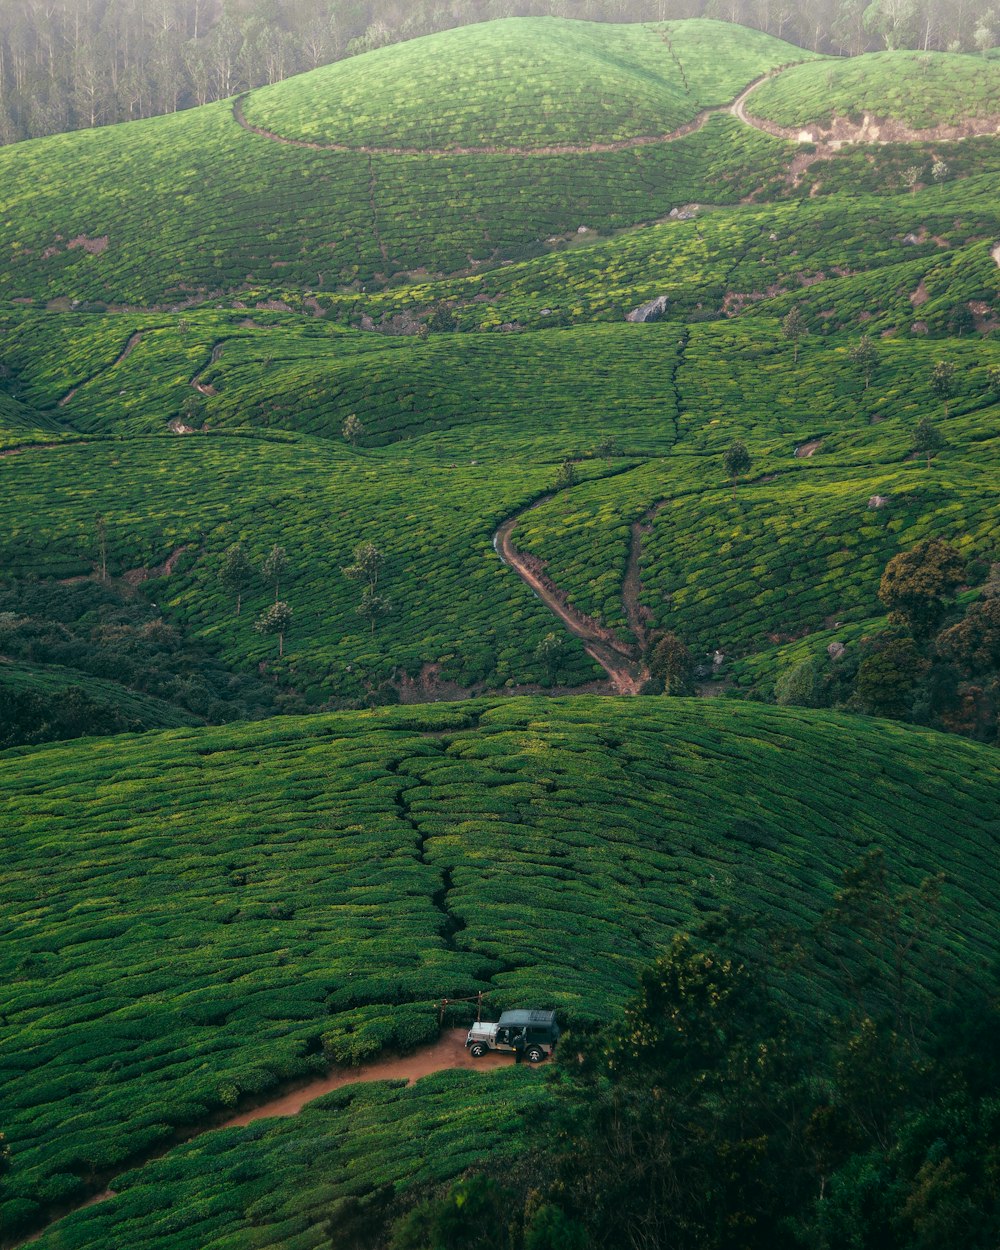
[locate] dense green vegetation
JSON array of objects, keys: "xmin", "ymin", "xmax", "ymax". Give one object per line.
[
  {"xmin": 379, "ymin": 926, "xmax": 1000, "ymax": 1250},
  {"xmin": 750, "ymin": 50, "xmax": 1000, "ymax": 129},
  {"xmin": 3, "ymin": 697, "xmax": 1000, "ymax": 1244},
  {"xmin": 3, "ymin": 16, "xmax": 1000, "ymax": 1250},
  {"xmin": 240, "ymin": 20, "xmax": 805, "ymax": 149}
]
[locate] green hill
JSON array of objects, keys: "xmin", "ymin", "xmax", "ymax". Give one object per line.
[
  {"xmin": 0, "ymin": 19, "xmax": 808, "ymax": 306},
  {"xmin": 3, "ymin": 696, "xmax": 999, "ymax": 1244},
  {"xmin": 749, "ymin": 50, "xmax": 1000, "ymax": 129},
  {"xmin": 240, "ymin": 18, "xmax": 804, "ymax": 150}
]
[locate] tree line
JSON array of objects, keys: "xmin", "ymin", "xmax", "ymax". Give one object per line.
[{"xmin": 1, "ymin": 0, "xmax": 998, "ymax": 146}]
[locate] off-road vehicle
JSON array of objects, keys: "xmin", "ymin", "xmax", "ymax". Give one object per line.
[{"xmin": 465, "ymin": 1009, "xmax": 559, "ymax": 1062}]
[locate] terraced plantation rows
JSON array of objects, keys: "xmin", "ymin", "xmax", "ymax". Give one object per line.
[
  {"xmin": 240, "ymin": 19, "xmax": 808, "ymax": 150},
  {"xmin": 0, "ymin": 437, "xmax": 620, "ymax": 701},
  {"xmin": 0, "ymin": 19, "xmax": 810, "ymax": 308},
  {"xmin": 4, "ymin": 19, "xmax": 1000, "ymax": 1247},
  {"xmin": 3, "ymin": 697, "xmax": 999, "ymax": 1245},
  {"xmin": 747, "ymin": 50, "xmax": 1000, "ymax": 130}
]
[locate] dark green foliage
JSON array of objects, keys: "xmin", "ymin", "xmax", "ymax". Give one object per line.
[
  {"xmin": 912, "ymin": 416, "xmax": 947, "ymax": 467},
  {"xmin": 723, "ymin": 438, "xmax": 751, "ymax": 491},
  {"xmin": 381, "ymin": 866, "xmax": 1000, "ymax": 1250},
  {"xmin": 648, "ymin": 631, "xmax": 695, "ymax": 694},
  {"xmin": 878, "ymin": 539, "xmax": 966, "ymax": 636},
  {"xmin": 0, "ymin": 578, "xmax": 280, "ymax": 734}
]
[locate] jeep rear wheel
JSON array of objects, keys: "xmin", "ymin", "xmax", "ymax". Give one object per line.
[
  {"xmin": 526, "ymin": 1045, "xmax": 544, "ymax": 1063},
  {"xmin": 469, "ymin": 1042, "xmax": 487, "ymax": 1058}
]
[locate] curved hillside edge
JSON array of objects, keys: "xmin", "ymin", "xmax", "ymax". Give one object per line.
[
  {"xmin": 239, "ymin": 17, "xmax": 809, "ymax": 150},
  {"xmin": 3, "ymin": 697, "xmax": 1000, "ymax": 1242},
  {"xmin": 746, "ymin": 50, "xmax": 1000, "ymax": 136}
]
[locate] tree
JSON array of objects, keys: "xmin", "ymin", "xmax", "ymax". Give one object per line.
[
  {"xmin": 848, "ymin": 334, "xmax": 879, "ymax": 391},
  {"xmin": 254, "ymin": 599, "xmax": 292, "ymax": 657},
  {"xmin": 220, "ymin": 541, "xmax": 253, "ymax": 615},
  {"xmin": 534, "ymin": 631, "xmax": 565, "ymax": 682},
  {"xmin": 775, "ymin": 656, "xmax": 823, "ymax": 706},
  {"xmin": 342, "ymin": 413, "xmax": 365, "ymax": 447},
  {"xmin": 555, "ymin": 459, "xmax": 577, "ymax": 489},
  {"xmin": 723, "ymin": 439, "xmax": 751, "ymax": 496},
  {"xmin": 936, "ymin": 597, "xmax": 1000, "ymax": 674},
  {"xmin": 594, "ymin": 434, "xmax": 619, "ymax": 464},
  {"xmin": 854, "ymin": 631, "xmax": 929, "ymax": 717},
  {"xmin": 901, "ymin": 163, "xmax": 922, "ymax": 193},
  {"xmin": 357, "ymin": 586, "xmax": 391, "ymax": 634},
  {"xmin": 261, "ymin": 544, "xmax": 287, "ymax": 602},
  {"xmin": 930, "ymin": 360, "xmax": 957, "ymax": 416},
  {"xmin": 648, "ymin": 631, "xmax": 695, "ymax": 694},
  {"xmin": 342, "ymin": 541, "xmax": 384, "ymax": 590},
  {"xmin": 878, "ymin": 539, "xmax": 966, "ymax": 636},
  {"xmin": 782, "ymin": 305, "xmax": 808, "ymax": 363},
  {"xmin": 94, "ymin": 512, "xmax": 108, "ymax": 580},
  {"xmin": 985, "ymin": 363, "xmax": 1000, "ymax": 395},
  {"xmin": 912, "ymin": 415, "xmax": 947, "ymax": 468}
]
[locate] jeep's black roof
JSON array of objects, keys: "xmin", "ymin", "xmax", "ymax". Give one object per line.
[{"xmin": 497, "ymin": 1010, "xmax": 558, "ymax": 1028}]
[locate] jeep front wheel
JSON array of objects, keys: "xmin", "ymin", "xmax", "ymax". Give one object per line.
[
  {"xmin": 525, "ymin": 1046, "xmax": 544, "ymax": 1063},
  {"xmin": 469, "ymin": 1042, "xmax": 487, "ymax": 1058}
]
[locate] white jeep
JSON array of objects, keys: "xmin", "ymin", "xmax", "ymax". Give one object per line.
[{"xmin": 465, "ymin": 1009, "xmax": 560, "ymax": 1063}]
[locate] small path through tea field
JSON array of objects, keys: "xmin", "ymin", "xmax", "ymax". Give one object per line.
[
  {"xmin": 18, "ymin": 1030, "xmax": 512, "ymax": 1249},
  {"xmin": 495, "ymin": 499, "xmax": 645, "ymax": 695}
]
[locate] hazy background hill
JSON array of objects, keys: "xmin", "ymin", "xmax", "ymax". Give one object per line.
[{"xmin": 2, "ymin": 0, "xmax": 998, "ymax": 145}]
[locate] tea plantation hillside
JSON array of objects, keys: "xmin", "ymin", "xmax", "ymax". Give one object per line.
[
  {"xmin": 1, "ymin": 305, "xmax": 997, "ymax": 707},
  {"xmin": 2, "ymin": 696, "xmax": 999, "ymax": 1245},
  {"xmin": 239, "ymin": 19, "xmax": 805, "ymax": 149},
  {"xmin": 0, "ymin": 19, "xmax": 806, "ymax": 307},
  {"xmin": 748, "ymin": 49, "xmax": 1000, "ymax": 130}
]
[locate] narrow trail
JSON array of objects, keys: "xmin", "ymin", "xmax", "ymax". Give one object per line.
[
  {"xmin": 234, "ymin": 71, "xmax": 1000, "ymax": 166},
  {"xmin": 622, "ymin": 501, "xmax": 669, "ymax": 654},
  {"xmin": 233, "ymin": 89, "xmax": 760, "ymax": 159},
  {"xmin": 494, "ymin": 498, "xmax": 645, "ymax": 696},
  {"xmin": 190, "ymin": 341, "xmax": 227, "ymax": 396},
  {"xmin": 57, "ymin": 330, "xmax": 146, "ymax": 408},
  {"xmin": 15, "ymin": 1030, "xmax": 512, "ymax": 1250}
]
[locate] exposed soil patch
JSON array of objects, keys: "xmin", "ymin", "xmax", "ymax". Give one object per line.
[
  {"xmin": 122, "ymin": 545, "xmax": 193, "ymax": 587},
  {"xmin": 222, "ymin": 1028, "xmax": 511, "ymax": 1130},
  {"xmin": 67, "ymin": 235, "xmax": 109, "ymax": 255},
  {"xmin": 910, "ymin": 279, "xmax": 929, "ymax": 306},
  {"xmin": 795, "ymin": 438, "xmax": 823, "ymax": 458}
]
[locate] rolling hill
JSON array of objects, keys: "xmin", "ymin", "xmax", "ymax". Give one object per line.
[
  {"xmin": 2, "ymin": 14, "xmax": 1000, "ymax": 1250},
  {"xmin": 4, "ymin": 697, "xmax": 1000, "ymax": 1246}
]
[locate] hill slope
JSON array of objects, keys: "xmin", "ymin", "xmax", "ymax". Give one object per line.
[
  {"xmin": 749, "ymin": 49, "xmax": 1000, "ymax": 130},
  {"xmin": 3, "ymin": 696, "xmax": 999, "ymax": 1244}
]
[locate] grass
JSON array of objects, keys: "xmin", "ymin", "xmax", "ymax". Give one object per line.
[
  {"xmin": 750, "ymin": 50, "xmax": 1000, "ymax": 130},
  {"xmin": 2, "ymin": 696, "xmax": 999, "ymax": 1242}
]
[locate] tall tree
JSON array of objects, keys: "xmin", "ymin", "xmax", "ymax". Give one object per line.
[{"xmin": 221, "ymin": 541, "xmax": 253, "ymax": 615}]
